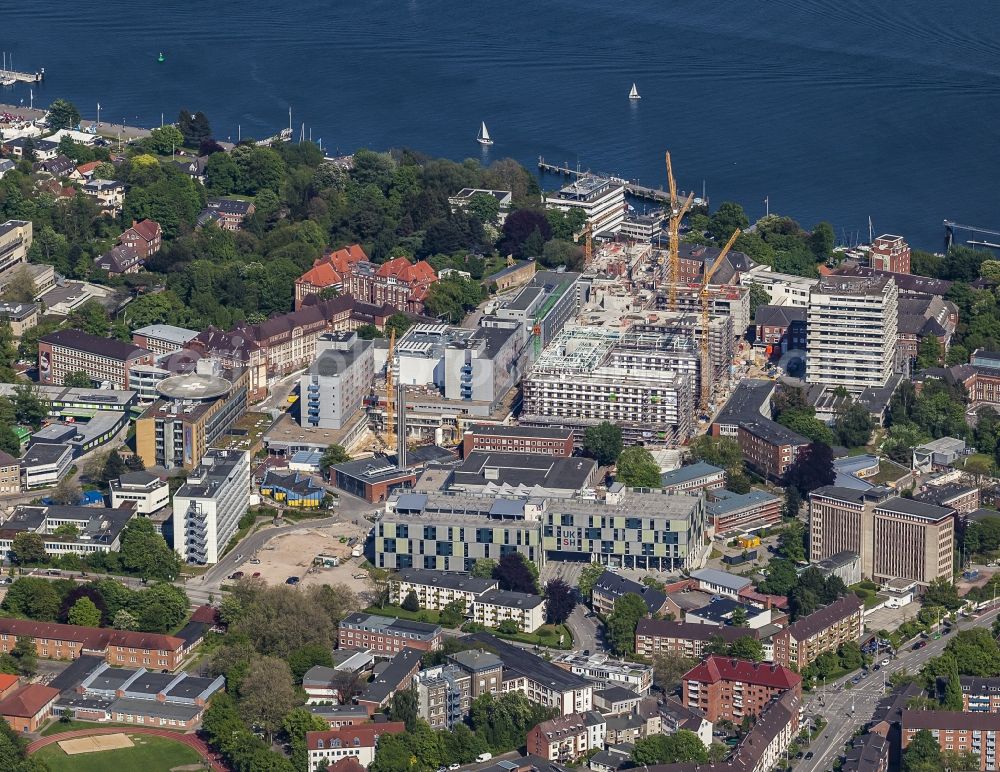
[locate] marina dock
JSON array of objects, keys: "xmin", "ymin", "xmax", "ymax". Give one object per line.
[
  {"xmin": 538, "ymin": 157, "xmax": 706, "ymax": 206},
  {"xmin": 1, "ymin": 68, "xmax": 44, "ymax": 84},
  {"xmin": 944, "ymin": 220, "xmax": 1000, "ymax": 249}
]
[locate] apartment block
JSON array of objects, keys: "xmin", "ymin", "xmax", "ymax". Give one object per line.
[
  {"xmin": 806, "ymin": 274, "xmax": 899, "ymax": 392},
  {"xmin": 38, "ymin": 329, "xmax": 153, "ymax": 390},
  {"xmin": 771, "ymin": 595, "xmax": 864, "ymax": 670},
  {"xmin": 681, "ymin": 655, "xmax": 801, "ymax": 723},
  {"xmin": 415, "ymin": 649, "xmax": 503, "ymax": 730},
  {"xmin": 461, "ymin": 424, "xmax": 574, "ymax": 459},
  {"xmin": 300, "ymin": 331, "xmax": 374, "ymax": 430},
  {"xmin": 0, "ymin": 220, "xmax": 32, "ymax": 276},
  {"xmin": 901, "ymin": 710, "xmax": 1000, "ymax": 772},
  {"xmin": 706, "ymin": 489, "xmax": 782, "ymax": 533},
  {"xmin": 591, "ymin": 572, "xmax": 668, "ymax": 618},
  {"xmin": 472, "ymin": 589, "xmax": 546, "ymax": 633},
  {"xmin": 543, "ymin": 176, "xmax": 625, "ymax": 234},
  {"xmin": 809, "ymin": 486, "xmax": 955, "ymax": 585},
  {"xmin": 526, "ymin": 712, "xmax": 607, "ymax": 763},
  {"xmin": 389, "ymin": 568, "xmax": 497, "ymax": 611},
  {"xmin": 464, "ymin": 633, "xmax": 593, "ymax": 715},
  {"xmin": 0, "ymin": 450, "xmax": 18, "ymax": 494},
  {"xmin": 0, "ymin": 503, "xmax": 136, "ymax": 561},
  {"xmin": 961, "ymin": 677, "xmax": 1000, "ymax": 713},
  {"xmin": 172, "ymin": 449, "xmax": 250, "ymax": 565},
  {"xmin": 634, "ymin": 620, "xmax": 760, "ymax": 660},
  {"xmin": 337, "ymin": 613, "xmax": 443, "ymax": 655},
  {"xmin": 109, "ymin": 471, "xmax": 170, "ymax": 515}
]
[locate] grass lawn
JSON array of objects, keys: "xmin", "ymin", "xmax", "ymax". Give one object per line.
[
  {"xmin": 34, "ymin": 734, "xmax": 205, "ymax": 772},
  {"xmin": 40, "ymin": 720, "xmax": 135, "ymax": 737},
  {"xmin": 869, "ymin": 459, "xmax": 910, "ymax": 486},
  {"xmin": 493, "ymin": 624, "xmax": 572, "ymax": 649}
]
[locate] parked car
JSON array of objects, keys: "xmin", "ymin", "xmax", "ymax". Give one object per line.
[
  {"xmin": 249, "ymin": 558, "xmax": 261, "ymax": 565},
  {"xmin": 913, "ymin": 640, "xmax": 928, "ymax": 650},
  {"xmin": 881, "ymin": 658, "xmax": 890, "ymax": 665},
  {"xmin": 230, "ymin": 571, "xmax": 244, "ymax": 580},
  {"xmin": 805, "ymin": 752, "xmax": 814, "ymax": 760},
  {"xmin": 252, "ymin": 572, "xmax": 261, "ymax": 578},
  {"xmin": 286, "ymin": 576, "xmax": 300, "ymax": 585}
]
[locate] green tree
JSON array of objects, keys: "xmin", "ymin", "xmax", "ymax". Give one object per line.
[
  {"xmin": 607, "ymin": 593, "xmax": 648, "ymax": 656},
  {"xmin": 178, "ymin": 109, "xmax": 212, "ymax": 147},
  {"xmin": 728, "ymin": 636, "xmax": 765, "ymax": 662},
  {"xmin": 924, "ymin": 578, "xmax": 962, "ymax": 610},
  {"xmin": 384, "ymin": 313, "xmax": 412, "ymax": 338},
  {"xmin": 777, "ymin": 407, "xmax": 835, "ymax": 445},
  {"xmin": 13, "ymin": 385, "xmax": 46, "ymax": 430},
  {"xmin": 577, "ymin": 563, "xmax": 606, "ymax": 600},
  {"xmin": 12, "ymin": 637, "xmax": 36, "ymax": 676},
  {"xmin": 835, "ymin": 401, "xmax": 875, "ymax": 448},
  {"xmin": 748, "ymin": 282, "xmax": 771, "ymax": 320},
  {"xmin": 467, "ymin": 193, "xmax": 502, "ymax": 225},
  {"xmin": 809, "ymin": 222, "xmax": 835, "ymax": 259},
  {"xmin": 615, "ymin": 446, "xmax": 661, "ymax": 488},
  {"xmin": 237, "ymin": 656, "xmax": 297, "ymax": 742},
  {"xmin": 544, "ymin": 578, "xmax": 575, "ymax": 624},
  {"xmin": 119, "ymin": 517, "xmax": 181, "ymax": 580},
  {"xmin": 389, "ymin": 687, "xmax": 419, "ymax": 732},
  {"xmin": 652, "ymin": 651, "xmax": 696, "ymax": 691},
  {"xmin": 708, "ymin": 202, "xmax": 749, "ymax": 243},
  {"xmin": 778, "ymin": 520, "xmax": 807, "ymax": 563},
  {"xmin": 916, "ymin": 334, "xmax": 943, "ymax": 370},
  {"xmin": 784, "ymin": 441, "xmax": 836, "ymax": 496},
  {"xmin": 903, "ymin": 729, "xmax": 942, "ymax": 772},
  {"xmin": 62, "ymin": 370, "xmax": 93, "ymax": 388},
  {"xmin": 838, "ymin": 640, "xmax": 864, "ymax": 671},
  {"xmin": 47, "ymin": 98, "xmax": 81, "ymax": 130},
  {"xmin": 632, "ymin": 731, "xmax": 708, "ymax": 765},
  {"xmin": 144, "ymin": 125, "xmax": 185, "ymax": 156},
  {"xmin": 67, "ymin": 597, "xmax": 102, "ymax": 627},
  {"xmin": 439, "ymin": 599, "xmax": 466, "ymax": 628},
  {"xmin": 319, "ymin": 444, "xmax": 350, "ymax": 472},
  {"xmin": 470, "ymin": 558, "xmax": 497, "ymax": 579},
  {"xmin": 493, "ymin": 552, "xmax": 539, "ymax": 594},
  {"xmin": 10, "ymin": 533, "xmax": 47, "ymax": 566},
  {"xmin": 286, "ymin": 643, "xmax": 334, "ymax": 682},
  {"xmin": 401, "ymin": 590, "xmax": 420, "ymax": 613},
  {"xmin": 52, "ymin": 523, "xmax": 79, "ymax": 539},
  {"xmin": 582, "ymin": 421, "xmax": 623, "ymax": 466},
  {"xmin": 282, "ymin": 708, "xmax": 329, "ymax": 771}
]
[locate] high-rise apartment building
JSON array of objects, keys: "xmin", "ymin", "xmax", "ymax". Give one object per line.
[
  {"xmin": 299, "ymin": 331, "xmax": 374, "ymax": 430},
  {"xmin": 172, "ymin": 449, "xmax": 250, "ymax": 565},
  {"xmin": 809, "ymin": 486, "xmax": 954, "ymax": 586},
  {"xmin": 806, "ymin": 275, "xmax": 898, "ymax": 392}
]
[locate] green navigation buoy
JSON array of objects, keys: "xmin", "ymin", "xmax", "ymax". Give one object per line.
[{"xmin": 158, "ymin": 52, "xmax": 165, "ymax": 62}]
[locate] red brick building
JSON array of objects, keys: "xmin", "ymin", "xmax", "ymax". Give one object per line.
[
  {"xmin": 0, "ymin": 619, "xmax": 185, "ymax": 671},
  {"xmin": 901, "ymin": 709, "xmax": 1000, "ymax": 772},
  {"xmin": 118, "ymin": 219, "xmax": 162, "ymax": 260},
  {"xmin": 461, "ymin": 424, "xmax": 574, "ymax": 458},
  {"xmin": 771, "ymin": 595, "xmax": 864, "ymax": 670},
  {"xmin": 737, "ymin": 421, "xmax": 809, "ymax": 481},
  {"xmin": 870, "ymin": 235, "xmax": 911, "ymax": 274},
  {"xmin": 38, "ymin": 329, "xmax": 153, "ymax": 390},
  {"xmin": 681, "ymin": 655, "xmax": 801, "ymax": 723},
  {"xmin": 337, "ymin": 613, "xmax": 442, "ymax": 654},
  {"xmin": 0, "ymin": 683, "xmax": 59, "ymax": 732},
  {"xmin": 295, "ymin": 245, "xmax": 438, "ymax": 315},
  {"xmin": 634, "ymin": 620, "xmax": 761, "ymax": 660}
]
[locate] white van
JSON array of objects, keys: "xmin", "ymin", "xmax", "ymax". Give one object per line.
[{"xmin": 476, "ymin": 754, "xmax": 492, "ymax": 763}]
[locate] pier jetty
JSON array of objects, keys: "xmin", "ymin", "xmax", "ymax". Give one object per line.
[
  {"xmin": 1, "ymin": 67, "xmax": 44, "ymax": 84},
  {"xmin": 944, "ymin": 220, "xmax": 1000, "ymax": 250},
  {"xmin": 538, "ymin": 156, "xmax": 706, "ymax": 206}
]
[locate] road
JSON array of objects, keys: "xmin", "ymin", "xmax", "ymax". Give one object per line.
[
  {"xmin": 565, "ymin": 604, "xmax": 600, "ymax": 653},
  {"xmin": 801, "ymin": 607, "xmax": 1000, "ymax": 772}
]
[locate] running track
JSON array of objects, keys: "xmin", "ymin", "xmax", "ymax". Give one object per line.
[{"xmin": 27, "ymin": 726, "xmax": 228, "ymax": 771}]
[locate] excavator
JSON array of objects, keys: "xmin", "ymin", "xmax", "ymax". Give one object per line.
[
  {"xmin": 698, "ymin": 229, "xmax": 741, "ymax": 417},
  {"xmin": 665, "ymin": 151, "xmax": 695, "ymax": 311}
]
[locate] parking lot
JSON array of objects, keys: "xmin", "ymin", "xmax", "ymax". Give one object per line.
[{"xmin": 229, "ymin": 521, "xmax": 374, "ymax": 598}]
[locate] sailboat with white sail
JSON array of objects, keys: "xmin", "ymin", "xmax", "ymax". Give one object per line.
[
  {"xmin": 1, "ymin": 53, "xmax": 15, "ymax": 87},
  {"xmin": 477, "ymin": 121, "xmax": 493, "ymax": 146},
  {"xmin": 629, "ymin": 83, "xmax": 640, "ymax": 100}
]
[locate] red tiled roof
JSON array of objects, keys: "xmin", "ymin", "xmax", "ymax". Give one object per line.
[
  {"xmin": 0, "ymin": 618, "xmax": 183, "ymax": 653},
  {"xmin": 324, "ymin": 244, "xmax": 368, "ymax": 274},
  {"xmin": 190, "ymin": 605, "xmax": 218, "ymax": 624},
  {"xmin": 306, "ymin": 721, "xmax": 406, "ymax": 751},
  {"xmin": 76, "ymin": 161, "xmax": 101, "ymax": 175},
  {"xmin": 0, "ymin": 674, "xmax": 20, "ymax": 693},
  {"xmin": 327, "ymin": 758, "xmax": 366, "ymax": 772},
  {"xmin": 127, "ymin": 219, "xmax": 161, "ymax": 242},
  {"xmin": 682, "ymin": 655, "xmax": 800, "ymax": 691},
  {"xmin": 0, "ymin": 684, "xmax": 59, "ymax": 718},
  {"xmin": 298, "ymin": 261, "xmax": 343, "ymax": 289},
  {"xmin": 375, "ymin": 257, "xmax": 437, "ymax": 284}
]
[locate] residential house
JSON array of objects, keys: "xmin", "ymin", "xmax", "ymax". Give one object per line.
[
  {"xmin": 771, "ymin": 595, "xmax": 864, "ymax": 669},
  {"xmin": 82, "ymin": 179, "xmax": 125, "ymax": 214},
  {"xmin": 305, "ymin": 722, "xmax": 406, "ymax": 772},
  {"xmin": 200, "ymin": 198, "xmax": 255, "ymax": 231},
  {"xmin": 118, "ymin": 219, "xmax": 162, "ymax": 259},
  {"xmin": 526, "ymin": 712, "xmax": 607, "ymax": 763},
  {"xmin": 94, "ymin": 244, "xmax": 143, "ymax": 274},
  {"xmin": 33, "ymin": 154, "xmax": 76, "ymax": 178},
  {"xmin": 471, "ymin": 589, "xmax": 546, "ymax": 633},
  {"xmin": 681, "ymin": 655, "xmax": 801, "ymax": 723},
  {"xmin": 338, "ymin": 613, "xmax": 443, "ymax": 655},
  {"xmin": 591, "ymin": 572, "xmax": 668, "ymax": 617},
  {"xmin": 389, "ymin": 569, "xmax": 497, "ymax": 612}
]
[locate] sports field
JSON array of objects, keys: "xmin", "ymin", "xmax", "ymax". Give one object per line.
[{"xmin": 34, "ymin": 733, "xmax": 205, "ymax": 772}]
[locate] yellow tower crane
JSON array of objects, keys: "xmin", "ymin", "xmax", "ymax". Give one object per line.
[
  {"xmin": 699, "ymin": 228, "xmax": 741, "ymax": 415},
  {"xmin": 385, "ymin": 328, "xmax": 396, "ymax": 449},
  {"xmin": 666, "ymin": 151, "xmax": 695, "ymax": 311}
]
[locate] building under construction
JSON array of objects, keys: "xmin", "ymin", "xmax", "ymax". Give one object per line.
[{"xmin": 520, "ymin": 325, "xmax": 694, "ymax": 447}]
